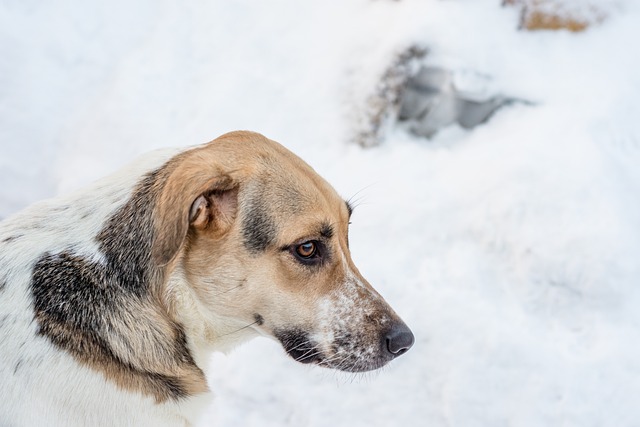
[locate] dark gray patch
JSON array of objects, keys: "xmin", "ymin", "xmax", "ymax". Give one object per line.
[
  {"xmin": 33, "ymin": 292, "xmax": 199, "ymax": 400},
  {"xmin": 253, "ymin": 313, "xmax": 264, "ymax": 326},
  {"xmin": 95, "ymin": 170, "xmax": 161, "ymax": 294},
  {"xmin": 242, "ymin": 197, "xmax": 277, "ymax": 253},
  {"xmin": 0, "ymin": 280, "xmax": 5, "ymax": 292},
  {"xmin": 13, "ymin": 359, "xmax": 23, "ymax": 375},
  {"xmin": 345, "ymin": 200, "xmax": 354, "ymax": 217},
  {"xmin": 30, "ymin": 167, "xmax": 203, "ymax": 401},
  {"xmin": 32, "ymin": 252, "xmax": 133, "ymax": 333},
  {"xmin": 31, "ymin": 251, "xmax": 201, "ymax": 401},
  {"xmin": 319, "ymin": 222, "xmax": 334, "ymax": 239},
  {"xmin": 1, "ymin": 235, "xmax": 23, "ymax": 244},
  {"xmin": 274, "ymin": 329, "xmax": 321, "ymax": 365}
]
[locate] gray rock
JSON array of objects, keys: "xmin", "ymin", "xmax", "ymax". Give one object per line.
[{"xmin": 398, "ymin": 66, "xmax": 525, "ymax": 138}]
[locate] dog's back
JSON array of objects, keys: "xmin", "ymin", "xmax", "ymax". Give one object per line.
[{"xmin": 0, "ymin": 148, "xmax": 207, "ymax": 426}]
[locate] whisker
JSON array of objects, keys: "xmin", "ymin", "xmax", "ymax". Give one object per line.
[
  {"xmin": 296, "ymin": 349, "xmax": 324, "ymax": 363},
  {"xmin": 196, "ymin": 277, "xmax": 247, "ymax": 297},
  {"xmin": 347, "ymin": 184, "xmax": 375, "ymax": 214},
  {"xmin": 213, "ymin": 282, "xmax": 246, "ymax": 296},
  {"xmin": 287, "ymin": 339, "xmax": 315, "ymax": 353},
  {"xmin": 218, "ymin": 320, "xmax": 259, "ymax": 338}
]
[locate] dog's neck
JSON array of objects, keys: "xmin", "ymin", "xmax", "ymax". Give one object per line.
[{"xmin": 163, "ymin": 263, "xmax": 261, "ymax": 372}]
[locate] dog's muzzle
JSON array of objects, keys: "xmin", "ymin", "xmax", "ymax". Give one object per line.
[{"xmin": 275, "ymin": 321, "xmax": 414, "ymax": 372}]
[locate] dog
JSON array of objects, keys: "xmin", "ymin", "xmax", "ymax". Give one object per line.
[{"xmin": 0, "ymin": 131, "xmax": 414, "ymax": 426}]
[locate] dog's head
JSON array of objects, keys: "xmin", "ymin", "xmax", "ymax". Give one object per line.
[{"xmin": 155, "ymin": 131, "xmax": 413, "ymax": 372}]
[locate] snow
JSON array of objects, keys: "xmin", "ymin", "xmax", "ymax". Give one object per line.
[{"xmin": 2, "ymin": 0, "xmax": 640, "ymax": 426}]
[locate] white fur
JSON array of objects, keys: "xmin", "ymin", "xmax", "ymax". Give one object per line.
[
  {"xmin": 0, "ymin": 148, "xmax": 216, "ymax": 426},
  {"xmin": 312, "ymin": 261, "xmax": 390, "ymax": 369}
]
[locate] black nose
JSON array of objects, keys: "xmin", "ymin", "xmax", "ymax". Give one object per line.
[{"xmin": 384, "ymin": 323, "xmax": 415, "ymax": 357}]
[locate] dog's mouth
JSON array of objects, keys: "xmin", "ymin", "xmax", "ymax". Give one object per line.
[
  {"xmin": 274, "ymin": 329, "xmax": 324, "ymax": 365},
  {"xmin": 274, "ymin": 325, "xmax": 414, "ymax": 373}
]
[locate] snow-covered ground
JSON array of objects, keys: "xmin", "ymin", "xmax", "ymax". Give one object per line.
[{"xmin": 2, "ymin": 1, "xmax": 640, "ymax": 426}]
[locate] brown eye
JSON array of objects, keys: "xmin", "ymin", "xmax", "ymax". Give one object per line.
[{"xmin": 296, "ymin": 242, "xmax": 317, "ymax": 258}]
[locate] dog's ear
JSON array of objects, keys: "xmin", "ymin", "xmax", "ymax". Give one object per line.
[
  {"xmin": 153, "ymin": 172, "xmax": 239, "ymax": 266},
  {"xmin": 188, "ymin": 187, "xmax": 239, "ymax": 233}
]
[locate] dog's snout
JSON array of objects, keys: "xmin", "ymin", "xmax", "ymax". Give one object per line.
[{"xmin": 384, "ymin": 323, "xmax": 414, "ymax": 357}]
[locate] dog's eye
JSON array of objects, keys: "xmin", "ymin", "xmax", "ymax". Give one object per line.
[
  {"xmin": 288, "ymin": 240, "xmax": 326, "ymax": 266},
  {"xmin": 296, "ymin": 242, "xmax": 317, "ymax": 259}
]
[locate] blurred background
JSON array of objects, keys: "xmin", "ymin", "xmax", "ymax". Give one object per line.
[{"xmin": 2, "ymin": 1, "xmax": 640, "ymax": 426}]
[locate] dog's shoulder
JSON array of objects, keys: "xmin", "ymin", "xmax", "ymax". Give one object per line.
[{"xmin": 0, "ymin": 145, "xmax": 206, "ymax": 426}]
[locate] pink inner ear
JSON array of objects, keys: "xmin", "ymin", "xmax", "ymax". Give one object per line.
[{"xmin": 189, "ymin": 195, "xmax": 209, "ymax": 224}]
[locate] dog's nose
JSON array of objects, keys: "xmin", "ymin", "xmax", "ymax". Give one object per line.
[{"xmin": 384, "ymin": 322, "xmax": 414, "ymax": 357}]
